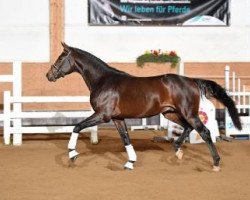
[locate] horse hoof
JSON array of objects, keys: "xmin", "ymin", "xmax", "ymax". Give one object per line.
[
  {"xmin": 124, "ymin": 161, "xmax": 134, "ymax": 170},
  {"xmin": 175, "ymin": 149, "xmax": 183, "ymax": 160},
  {"xmin": 68, "ymin": 149, "xmax": 79, "ymax": 162},
  {"xmin": 91, "ymin": 140, "xmax": 99, "ymax": 145},
  {"xmin": 212, "ymin": 166, "xmax": 221, "ymax": 172},
  {"xmin": 70, "ymin": 155, "xmax": 78, "ymax": 162},
  {"xmin": 124, "ymin": 166, "xmax": 133, "ymax": 171}
]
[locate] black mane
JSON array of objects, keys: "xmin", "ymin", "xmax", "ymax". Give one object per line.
[{"xmin": 71, "ymin": 47, "xmax": 130, "ymax": 76}]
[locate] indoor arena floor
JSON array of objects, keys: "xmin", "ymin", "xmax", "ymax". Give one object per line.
[{"xmin": 0, "ymin": 129, "xmax": 250, "ymax": 200}]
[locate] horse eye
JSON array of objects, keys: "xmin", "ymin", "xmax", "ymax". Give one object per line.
[{"xmin": 58, "ymin": 58, "xmax": 63, "ymax": 62}]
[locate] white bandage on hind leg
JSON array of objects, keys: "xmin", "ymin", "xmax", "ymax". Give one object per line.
[
  {"xmin": 125, "ymin": 144, "xmax": 137, "ymax": 162},
  {"xmin": 68, "ymin": 132, "xmax": 79, "ymax": 150}
]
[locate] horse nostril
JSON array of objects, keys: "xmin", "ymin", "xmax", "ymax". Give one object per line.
[
  {"xmin": 46, "ymin": 72, "xmax": 50, "ymax": 80},
  {"xmin": 46, "ymin": 72, "xmax": 53, "ymax": 81}
]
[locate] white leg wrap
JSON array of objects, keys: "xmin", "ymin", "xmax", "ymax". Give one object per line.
[
  {"xmin": 125, "ymin": 144, "xmax": 137, "ymax": 162},
  {"xmin": 124, "ymin": 161, "xmax": 134, "ymax": 170},
  {"xmin": 69, "ymin": 150, "xmax": 79, "ymax": 159},
  {"xmin": 68, "ymin": 132, "xmax": 79, "ymax": 150}
]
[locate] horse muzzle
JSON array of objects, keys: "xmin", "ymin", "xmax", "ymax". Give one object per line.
[{"xmin": 46, "ymin": 71, "xmax": 57, "ymax": 82}]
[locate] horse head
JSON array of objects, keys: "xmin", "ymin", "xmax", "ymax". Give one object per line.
[{"xmin": 46, "ymin": 42, "xmax": 75, "ymax": 82}]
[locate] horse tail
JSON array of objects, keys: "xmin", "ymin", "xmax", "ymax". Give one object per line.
[{"xmin": 194, "ymin": 79, "xmax": 242, "ymax": 130}]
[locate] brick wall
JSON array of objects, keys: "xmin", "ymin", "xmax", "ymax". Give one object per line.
[{"xmin": 1, "ymin": 62, "xmax": 249, "ymax": 111}]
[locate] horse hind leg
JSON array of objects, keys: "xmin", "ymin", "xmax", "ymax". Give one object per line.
[
  {"xmin": 113, "ymin": 119, "xmax": 137, "ymax": 170},
  {"xmin": 173, "ymin": 126, "xmax": 193, "ymax": 159},
  {"xmin": 186, "ymin": 116, "xmax": 221, "ymax": 171},
  {"xmin": 163, "ymin": 112, "xmax": 193, "ymax": 160}
]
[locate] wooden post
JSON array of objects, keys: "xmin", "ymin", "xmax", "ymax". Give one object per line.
[{"xmin": 50, "ymin": 0, "xmax": 64, "ymax": 63}]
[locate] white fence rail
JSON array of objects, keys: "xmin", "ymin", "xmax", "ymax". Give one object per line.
[
  {"xmin": 3, "ymin": 91, "xmax": 98, "ymax": 145},
  {"xmin": 225, "ymin": 65, "xmax": 250, "ymax": 138},
  {"xmin": 0, "ymin": 62, "xmax": 22, "ymax": 144},
  {"xmin": 1, "ymin": 62, "xmax": 98, "ymax": 145}
]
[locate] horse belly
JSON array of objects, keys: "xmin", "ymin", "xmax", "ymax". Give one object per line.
[{"xmin": 115, "ymin": 88, "xmax": 166, "ymax": 118}]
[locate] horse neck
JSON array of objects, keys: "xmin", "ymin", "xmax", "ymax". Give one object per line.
[{"xmin": 73, "ymin": 53, "xmax": 112, "ymax": 92}]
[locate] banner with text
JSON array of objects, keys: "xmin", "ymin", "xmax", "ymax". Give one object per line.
[{"xmin": 88, "ymin": 0, "xmax": 230, "ymax": 26}]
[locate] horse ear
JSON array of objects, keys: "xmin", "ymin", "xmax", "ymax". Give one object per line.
[{"xmin": 61, "ymin": 42, "xmax": 70, "ymax": 51}]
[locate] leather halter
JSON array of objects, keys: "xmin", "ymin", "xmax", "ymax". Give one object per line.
[{"xmin": 51, "ymin": 51, "xmax": 72, "ymax": 78}]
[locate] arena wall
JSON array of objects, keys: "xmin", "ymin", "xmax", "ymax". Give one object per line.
[
  {"xmin": 0, "ymin": 0, "xmax": 250, "ymax": 112},
  {"xmin": 65, "ymin": 0, "xmax": 250, "ymax": 62},
  {"xmin": 0, "ymin": 0, "xmax": 50, "ymax": 62}
]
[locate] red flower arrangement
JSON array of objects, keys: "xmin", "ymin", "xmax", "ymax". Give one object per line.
[{"xmin": 136, "ymin": 49, "xmax": 180, "ymax": 68}]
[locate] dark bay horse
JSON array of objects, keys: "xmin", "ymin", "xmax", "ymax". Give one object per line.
[{"xmin": 46, "ymin": 43, "xmax": 242, "ymax": 171}]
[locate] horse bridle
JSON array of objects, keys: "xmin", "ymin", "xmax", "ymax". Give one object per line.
[{"xmin": 51, "ymin": 50, "xmax": 72, "ymax": 78}]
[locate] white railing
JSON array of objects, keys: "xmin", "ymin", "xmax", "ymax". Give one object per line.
[
  {"xmin": 0, "ymin": 62, "xmax": 22, "ymax": 142},
  {"xmin": 3, "ymin": 91, "xmax": 98, "ymax": 145},
  {"xmin": 225, "ymin": 65, "xmax": 250, "ymax": 137},
  {"xmin": 0, "ymin": 62, "xmax": 21, "ymax": 124},
  {"xmin": 1, "ymin": 62, "xmax": 98, "ymax": 145}
]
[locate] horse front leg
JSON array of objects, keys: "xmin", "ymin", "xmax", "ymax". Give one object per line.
[
  {"xmin": 113, "ymin": 119, "xmax": 137, "ymax": 170},
  {"xmin": 68, "ymin": 112, "xmax": 105, "ymax": 162},
  {"xmin": 68, "ymin": 132, "xmax": 80, "ymax": 161}
]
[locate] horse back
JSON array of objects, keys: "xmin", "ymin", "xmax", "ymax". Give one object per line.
[
  {"xmin": 107, "ymin": 74, "xmax": 179, "ymax": 118},
  {"xmin": 90, "ymin": 73, "xmax": 200, "ymax": 119}
]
